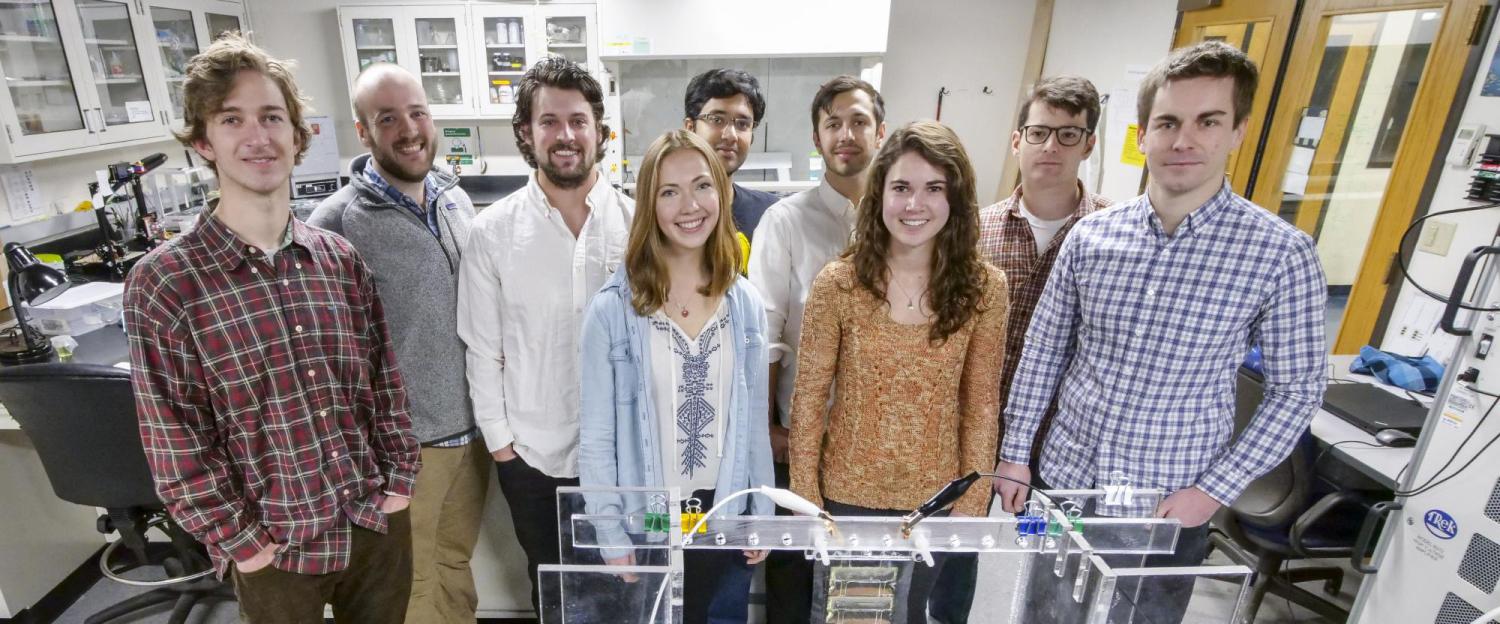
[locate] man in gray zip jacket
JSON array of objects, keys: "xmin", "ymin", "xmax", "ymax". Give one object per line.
[{"xmin": 309, "ymin": 64, "xmax": 482, "ymax": 624}]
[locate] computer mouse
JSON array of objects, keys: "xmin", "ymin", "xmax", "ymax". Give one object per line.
[{"xmin": 1374, "ymin": 428, "xmax": 1417, "ymax": 448}]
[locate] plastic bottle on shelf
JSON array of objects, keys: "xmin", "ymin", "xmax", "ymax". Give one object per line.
[
  {"xmin": 107, "ymin": 50, "xmax": 124, "ymax": 77},
  {"xmin": 495, "ymin": 21, "xmax": 508, "ymax": 45},
  {"xmin": 508, "ymin": 20, "xmax": 521, "ymax": 45}
]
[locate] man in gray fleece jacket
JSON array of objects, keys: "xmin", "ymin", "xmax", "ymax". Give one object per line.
[{"xmin": 308, "ymin": 64, "xmax": 481, "ymax": 624}]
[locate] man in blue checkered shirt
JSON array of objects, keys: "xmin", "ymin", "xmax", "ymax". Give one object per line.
[{"xmin": 995, "ymin": 41, "xmax": 1328, "ymax": 623}]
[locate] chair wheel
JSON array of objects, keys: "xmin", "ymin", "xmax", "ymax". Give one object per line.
[
  {"xmin": 97, "ymin": 515, "xmax": 114, "ymax": 535},
  {"xmin": 1324, "ymin": 578, "xmax": 1342, "ymax": 595}
]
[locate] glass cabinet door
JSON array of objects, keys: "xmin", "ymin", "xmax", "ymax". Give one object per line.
[
  {"xmin": 541, "ymin": 13, "xmax": 589, "ymax": 69},
  {"xmin": 204, "ymin": 11, "xmax": 237, "ymax": 39},
  {"xmin": 149, "ymin": 5, "xmax": 196, "ymax": 121},
  {"xmin": 0, "ymin": 0, "xmax": 87, "ymax": 139},
  {"xmin": 481, "ymin": 14, "xmax": 526, "ymax": 110},
  {"xmin": 412, "ymin": 13, "xmax": 467, "ymax": 111},
  {"xmin": 351, "ymin": 17, "xmax": 397, "ymax": 72},
  {"xmin": 76, "ymin": 0, "xmax": 155, "ymax": 136}
]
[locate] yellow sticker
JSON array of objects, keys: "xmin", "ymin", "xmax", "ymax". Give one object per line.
[{"xmin": 1121, "ymin": 124, "xmax": 1146, "ymax": 167}]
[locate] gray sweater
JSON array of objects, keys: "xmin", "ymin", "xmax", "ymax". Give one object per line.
[{"xmin": 309, "ymin": 155, "xmax": 476, "ymax": 444}]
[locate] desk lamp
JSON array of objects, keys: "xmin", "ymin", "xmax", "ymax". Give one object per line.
[{"xmin": 1, "ymin": 242, "xmax": 71, "ymax": 364}]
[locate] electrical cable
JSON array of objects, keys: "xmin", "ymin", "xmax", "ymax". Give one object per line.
[
  {"xmin": 979, "ymin": 472, "xmax": 1059, "ymax": 509},
  {"xmin": 1312, "ymin": 440, "xmax": 1391, "ymax": 475},
  {"xmin": 1282, "ymin": 559, "xmax": 1300, "ymax": 624},
  {"xmin": 644, "ymin": 569, "xmax": 673, "ymax": 624},
  {"xmin": 1396, "ymin": 201, "xmax": 1500, "ymax": 312},
  {"xmin": 1393, "ymin": 388, "xmax": 1500, "ymax": 497},
  {"xmin": 1399, "ymin": 426, "xmax": 1500, "ymax": 498}
]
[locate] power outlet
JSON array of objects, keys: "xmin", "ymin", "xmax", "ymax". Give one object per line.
[{"xmin": 1417, "ymin": 219, "xmax": 1457, "ymax": 256}]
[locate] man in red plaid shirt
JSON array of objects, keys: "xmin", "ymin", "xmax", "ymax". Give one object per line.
[
  {"xmin": 124, "ymin": 34, "xmax": 420, "ymax": 623},
  {"xmin": 932, "ymin": 75, "xmax": 1113, "ymax": 624}
]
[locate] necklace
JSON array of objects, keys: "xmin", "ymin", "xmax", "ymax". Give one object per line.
[
  {"xmin": 889, "ymin": 274, "xmax": 928, "ymax": 311},
  {"xmin": 667, "ymin": 292, "xmax": 693, "ymax": 318}
]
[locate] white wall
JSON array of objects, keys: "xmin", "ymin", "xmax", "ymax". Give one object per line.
[
  {"xmin": 1041, "ymin": 0, "xmax": 1178, "ymax": 202},
  {"xmin": 613, "ymin": 56, "xmax": 866, "ymax": 182},
  {"xmin": 881, "ymin": 0, "xmax": 1038, "ymax": 206},
  {"xmin": 598, "ymin": 0, "xmax": 890, "ymax": 59},
  {"xmin": 1380, "ymin": 17, "xmax": 1500, "ymax": 351},
  {"xmin": 0, "ymin": 139, "xmax": 191, "ymax": 236}
]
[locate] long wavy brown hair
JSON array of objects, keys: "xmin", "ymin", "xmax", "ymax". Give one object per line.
[
  {"xmin": 846, "ymin": 121, "xmax": 988, "ymax": 343},
  {"xmin": 625, "ymin": 130, "xmax": 741, "ymax": 316}
]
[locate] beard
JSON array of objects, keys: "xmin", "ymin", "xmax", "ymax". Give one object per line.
[
  {"xmin": 372, "ymin": 139, "xmax": 435, "ymax": 184},
  {"xmin": 538, "ymin": 141, "xmax": 595, "ymax": 189},
  {"xmin": 821, "ymin": 144, "xmax": 871, "ymax": 178}
]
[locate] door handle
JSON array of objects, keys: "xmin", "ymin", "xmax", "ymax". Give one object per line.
[{"xmin": 95, "ymin": 108, "xmax": 107, "ymax": 133}]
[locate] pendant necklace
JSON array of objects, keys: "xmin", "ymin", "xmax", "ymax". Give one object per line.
[
  {"xmin": 890, "ymin": 275, "xmax": 928, "ymax": 311},
  {"xmin": 668, "ymin": 293, "xmax": 692, "ymax": 318}
]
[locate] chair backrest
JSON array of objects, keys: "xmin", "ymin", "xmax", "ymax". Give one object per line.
[
  {"xmin": 1227, "ymin": 368, "xmax": 1314, "ymax": 528},
  {"xmin": 0, "ymin": 363, "xmax": 160, "ymax": 509}
]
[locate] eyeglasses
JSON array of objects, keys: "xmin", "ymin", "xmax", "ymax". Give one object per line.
[
  {"xmin": 1020, "ymin": 125, "xmax": 1091, "ymax": 147},
  {"xmin": 696, "ymin": 113, "xmax": 755, "ymax": 134}
]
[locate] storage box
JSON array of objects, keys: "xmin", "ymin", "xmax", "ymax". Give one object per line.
[{"xmin": 24, "ymin": 281, "xmax": 124, "ymax": 336}]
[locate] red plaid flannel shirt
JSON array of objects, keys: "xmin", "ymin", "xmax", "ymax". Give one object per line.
[
  {"xmin": 978, "ymin": 185, "xmax": 1112, "ymax": 454},
  {"xmin": 125, "ymin": 210, "xmax": 419, "ymax": 578}
]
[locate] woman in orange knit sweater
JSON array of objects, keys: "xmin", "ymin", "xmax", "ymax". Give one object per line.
[{"xmin": 788, "ymin": 120, "xmax": 1009, "ymax": 623}]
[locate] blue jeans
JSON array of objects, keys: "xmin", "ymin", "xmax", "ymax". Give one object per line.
[{"xmin": 682, "ymin": 489, "xmax": 753, "ymax": 624}]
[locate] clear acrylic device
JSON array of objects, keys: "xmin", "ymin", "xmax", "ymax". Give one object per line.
[{"xmin": 539, "ymin": 486, "xmax": 1253, "ymax": 623}]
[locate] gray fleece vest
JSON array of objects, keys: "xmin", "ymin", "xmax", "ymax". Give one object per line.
[{"xmin": 308, "ymin": 154, "xmax": 476, "ymax": 444}]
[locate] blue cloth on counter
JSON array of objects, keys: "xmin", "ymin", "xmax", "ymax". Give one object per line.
[{"xmin": 1349, "ymin": 345, "xmax": 1443, "ymax": 393}]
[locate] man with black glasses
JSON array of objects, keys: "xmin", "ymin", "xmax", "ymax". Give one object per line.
[
  {"xmin": 683, "ymin": 68, "xmax": 778, "ymax": 241},
  {"xmin": 932, "ymin": 75, "xmax": 1113, "ymax": 624}
]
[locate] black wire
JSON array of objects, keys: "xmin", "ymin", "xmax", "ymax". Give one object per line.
[
  {"xmin": 1283, "ymin": 559, "xmax": 1301, "ymax": 623},
  {"xmin": 1399, "ymin": 427, "xmax": 1500, "ymax": 497},
  {"xmin": 1393, "ymin": 389, "xmax": 1500, "ymax": 496},
  {"xmin": 1403, "ymin": 390, "xmax": 1431, "ymax": 406},
  {"xmin": 1110, "ymin": 579, "xmax": 1165, "ymax": 624},
  {"xmin": 1396, "ymin": 201, "xmax": 1500, "ymax": 312},
  {"xmin": 1313, "ymin": 440, "xmax": 1391, "ymax": 475},
  {"xmin": 980, "ymin": 473, "xmax": 1058, "ymax": 508}
]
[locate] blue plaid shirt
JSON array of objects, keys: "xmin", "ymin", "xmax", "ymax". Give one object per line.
[
  {"xmin": 1001, "ymin": 183, "xmax": 1327, "ymax": 511},
  {"xmin": 362, "ymin": 165, "xmax": 444, "ymax": 238}
]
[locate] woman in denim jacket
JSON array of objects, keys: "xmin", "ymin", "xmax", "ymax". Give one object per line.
[{"xmin": 578, "ymin": 129, "xmax": 774, "ymax": 624}]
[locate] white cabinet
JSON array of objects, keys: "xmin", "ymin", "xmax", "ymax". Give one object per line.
[
  {"xmin": 468, "ymin": 3, "xmax": 530, "ymax": 118},
  {"xmin": 0, "ymin": 0, "xmax": 168, "ymax": 161},
  {"xmin": 338, "ymin": 3, "xmax": 599, "ymax": 120},
  {"xmin": 338, "ymin": 5, "xmax": 477, "ymax": 117},
  {"xmin": 137, "ymin": 0, "xmax": 245, "ymax": 132},
  {"xmin": 0, "ymin": 0, "xmax": 237, "ymax": 162}
]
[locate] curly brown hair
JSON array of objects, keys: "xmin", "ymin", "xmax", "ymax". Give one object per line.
[
  {"xmin": 846, "ymin": 121, "xmax": 988, "ymax": 343},
  {"xmin": 511, "ymin": 56, "xmax": 609, "ymax": 169}
]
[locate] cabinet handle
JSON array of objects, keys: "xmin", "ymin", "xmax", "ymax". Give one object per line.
[
  {"xmin": 96, "ymin": 108, "xmax": 107, "ymax": 133},
  {"xmin": 82, "ymin": 109, "xmax": 94, "ymax": 133}
]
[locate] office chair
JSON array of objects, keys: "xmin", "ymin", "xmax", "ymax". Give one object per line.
[
  {"xmin": 1206, "ymin": 369, "xmax": 1373, "ymax": 621},
  {"xmin": 0, "ymin": 363, "xmax": 233, "ymax": 623}
]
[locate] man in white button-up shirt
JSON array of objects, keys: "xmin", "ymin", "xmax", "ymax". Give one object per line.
[
  {"xmin": 456, "ymin": 56, "xmax": 633, "ymax": 616},
  {"xmin": 747, "ymin": 75, "xmax": 885, "ymax": 624}
]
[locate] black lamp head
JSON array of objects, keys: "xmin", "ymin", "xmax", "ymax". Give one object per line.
[{"xmin": 5, "ymin": 242, "xmax": 69, "ymax": 306}]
